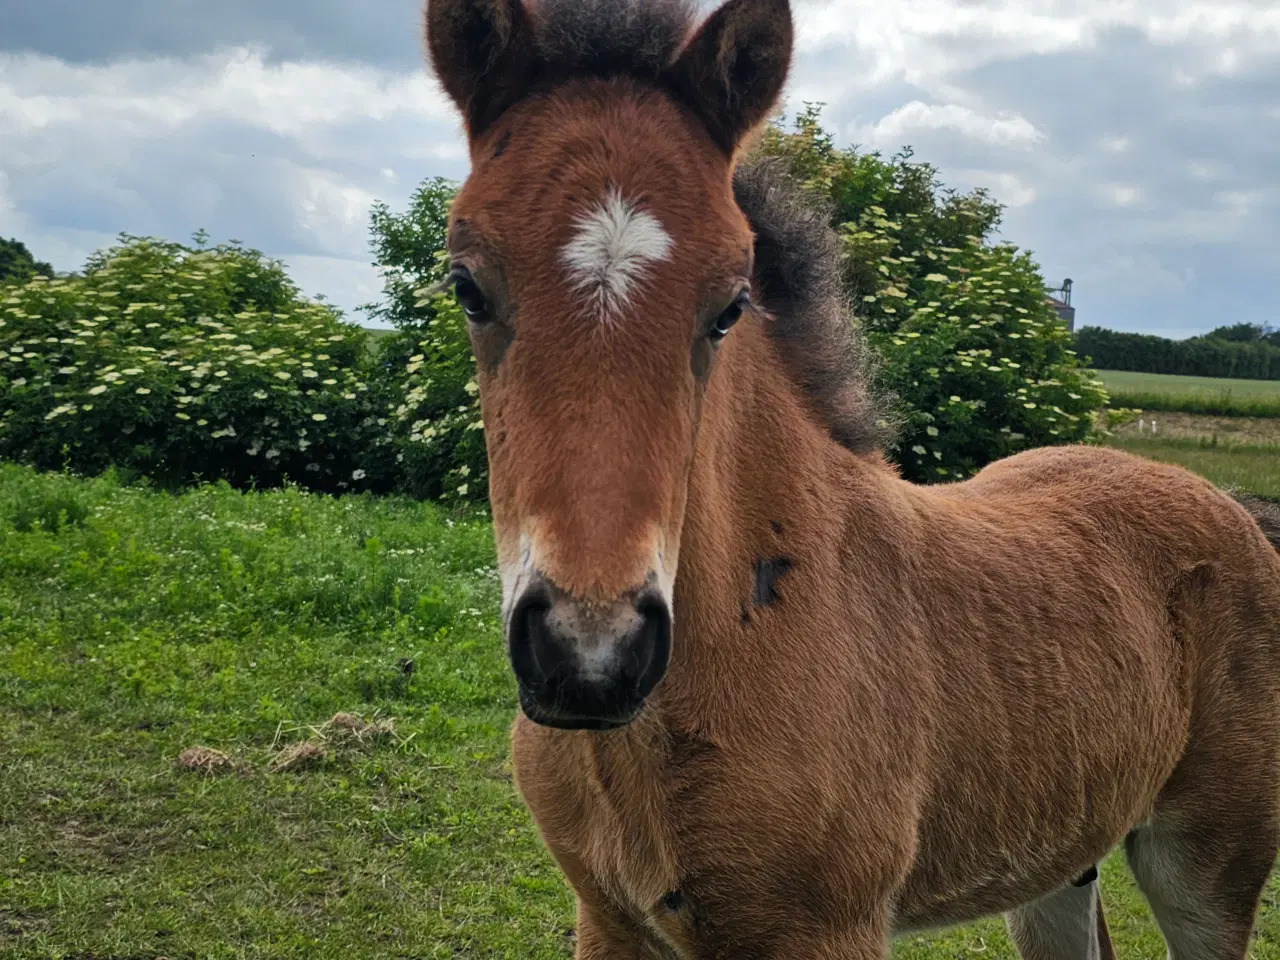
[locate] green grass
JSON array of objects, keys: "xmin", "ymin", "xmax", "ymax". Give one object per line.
[
  {"xmin": 3, "ymin": 462, "xmax": 1280, "ymax": 958},
  {"xmin": 1097, "ymin": 369, "xmax": 1280, "ymax": 417},
  {"xmin": 0, "ymin": 465, "xmax": 573, "ymax": 959}
]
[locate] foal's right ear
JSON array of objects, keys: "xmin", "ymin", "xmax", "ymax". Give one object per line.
[
  {"xmin": 665, "ymin": 0, "xmax": 793, "ymax": 155},
  {"xmin": 424, "ymin": 0, "xmax": 537, "ymax": 138}
]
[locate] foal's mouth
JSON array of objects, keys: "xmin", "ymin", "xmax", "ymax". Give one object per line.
[
  {"xmin": 516, "ymin": 680, "xmax": 646, "ymax": 731},
  {"xmin": 517, "ymin": 686, "xmax": 645, "ymax": 732}
]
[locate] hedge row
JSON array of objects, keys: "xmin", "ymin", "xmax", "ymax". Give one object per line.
[
  {"xmin": 1075, "ymin": 326, "xmax": 1280, "ymax": 381},
  {"xmin": 3, "ymin": 110, "xmax": 1111, "ymax": 497}
]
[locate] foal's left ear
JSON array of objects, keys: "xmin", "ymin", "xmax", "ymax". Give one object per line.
[
  {"xmin": 424, "ymin": 0, "xmax": 537, "ymax": 138},
  {"xmin": 664, "ymin": 0, "xmax": 793, "ymax": 155}
]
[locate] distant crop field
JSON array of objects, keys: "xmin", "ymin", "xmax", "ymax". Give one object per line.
[
  {"xmin": 1097, "ymin": 370, "xmax": 1280, "ymax": 417},
  {"xmin": 1097, "ymin": 370, "xmax": 1280, "ymax": 398}
]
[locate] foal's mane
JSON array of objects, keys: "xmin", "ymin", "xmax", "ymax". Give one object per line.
[
  {"xmin": 732, "ymin": 158, "xmax": 891, "ymax": 455},
  {"xmin": 498, "ymin": 0, "xmax": 893, "ymax": 455}
]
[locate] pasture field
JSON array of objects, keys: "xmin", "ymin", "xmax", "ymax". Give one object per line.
[
  {"xmin": 1097, "ymin": 369, "xmax": 1280, "ymax": 417},
  {"xmin": 3, "ymin": 462, "xmax": 1280, "ymax": 958},
  {"xmin": 1105, "ymin": 435, "xmax": 1280, "ymax": 501},
  {"xmin": 1102, "ymin": 411, "xmax": 1280, "ymax": 501}
]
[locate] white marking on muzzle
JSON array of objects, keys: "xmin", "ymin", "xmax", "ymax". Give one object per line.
[
  {"xmin": 499, "ymin": 533, "xmax": 536, "ymax": 636},
  {"xmin": 561, "ymin": 187, "xmax": 673, "ymax": 321}
]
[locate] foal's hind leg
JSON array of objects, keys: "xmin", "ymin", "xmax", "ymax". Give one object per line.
[
  {"xmin": 1005, "ymin": 877, "xmax": 1116, "ymax": 960},
  {"xmin": 1125, "ymin": 814, "xmax": 1278, "ymax": 960}
]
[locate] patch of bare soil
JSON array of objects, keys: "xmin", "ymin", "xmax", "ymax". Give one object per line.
[
  {"xmin": 268, "ymin": 740, "xmax": 328, "ymax": 773},
  {"xmin": 175, "ymin": 746, "xmax": 234, "ymax": 775}
]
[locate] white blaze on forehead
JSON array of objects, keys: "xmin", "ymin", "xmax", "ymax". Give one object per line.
[{"xmin": 560, "ymin": 188, "xmax": 673, "ymax": 319}]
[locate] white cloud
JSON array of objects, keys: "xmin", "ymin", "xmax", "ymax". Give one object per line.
[
  {"xmin": 953, "ymin": 170, "xmax": 1039, "ymax": 208},
  {"xmin": 854, "ymin": 101, "xmax": 1045, "ymax": 151},
  {"xmin": 2, "ymin": 0, "xmax": 1280, "ymax": 337},
  {"xmin": 0, "ymin": 47, "xmax": 454, "ymax": 138},
  {"xmin": 794, "ymin": 0, "xmax": 1280, "ymax": 90},
  {"xmin": 0, "ymin": 47, "xmax": 469, "ymax": 318},
  {"xmin": 295, "ymin": 169, "xmax": 380, "ymax": 257},
  {"xmin": 1106, "ymin": 184, "xmax": 1142, "ymax": 207}
]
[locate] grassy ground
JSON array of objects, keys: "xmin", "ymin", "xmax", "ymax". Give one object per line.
[
  {"xmin": 1097, "ymin": 369, "xmax": 1280, "ymax": 417},
  {"xmin": 0, "ymin": 466, "xmax": 573, "ymax": 959},
  {"xmin": 4, "ymin": 462, "xmax": 1280, "ymax": 958}
]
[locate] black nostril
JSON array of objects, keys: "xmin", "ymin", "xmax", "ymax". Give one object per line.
[
  {"xmin": 508, "ymin": 586, "xmax": 552, "ymax": 685},
  {"xmin": 631, "ymin": 589, "xmax": 672, "ymax": 699},
  {"xmin": 509, "ymin": 583, "xmax": 581, "ymax": 687}
]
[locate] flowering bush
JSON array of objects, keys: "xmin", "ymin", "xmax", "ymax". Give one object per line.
[
  {"xmin": 387, "ymin": 291, "xmax": 488, "ymax": 502},
  {"xmin": 853, "ymin": 228, "xmax": 1106, "ymax": 481},
  {"xmin": 0, "ymin": 234, "xmax": 390, "ymax": 491},
  {"xmin": 363, "ymin": 181, "xmax": 489, "ymax": 502},
  {"xmin": 756, "ymin": 107, "xmax": 1107, "ymax": 481}
]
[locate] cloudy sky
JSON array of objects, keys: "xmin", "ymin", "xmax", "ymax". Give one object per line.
[{"xmin": 2, "ymin": 0, "xmax": 1278, "ymax": 337}]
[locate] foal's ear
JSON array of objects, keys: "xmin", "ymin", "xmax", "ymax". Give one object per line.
[
  {"xmin": 665, "ymin": 0, "xmax": 793, "ymax": 155},
  {"xmin": 424, "ymin": 0, "xmax": 536, "ymax": 137}
]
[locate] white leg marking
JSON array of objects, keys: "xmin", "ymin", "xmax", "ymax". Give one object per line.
[
  {"xmin": 1127, "ymin": 824, "xmax": 1246, "ymax": 960},
  {"xmin": 1006, "ymin": 881, "xmax": 1104, "ymax": 960}
]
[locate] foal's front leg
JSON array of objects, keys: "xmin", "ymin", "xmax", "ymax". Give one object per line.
[
  {"xmin": 767, "ymin": 923, "xmax": 888, "ymax": 960},
  {"xmin": 575, "ymin": 899, "xmax": 891, "ymax": 959},
  {"xmin": 741, "ymin": 906, "xmax": 890, "ymax": 960},
  {"xmin": 572, "ymin": 897, "xmax": 651, "ymax": 960}
]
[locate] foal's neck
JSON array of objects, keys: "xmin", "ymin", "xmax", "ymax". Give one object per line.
[{"xmin": 665, "ymin": 323, "xmax": 898, "ymax": 727}]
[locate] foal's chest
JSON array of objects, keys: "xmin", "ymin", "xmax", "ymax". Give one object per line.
[
  {"xmin": 511, "ymin": 719, "xmax": 688, "ymax": 923},
  {"xmin": 511, "ymin": 718, "xmax": 867, "ymax": 958}
]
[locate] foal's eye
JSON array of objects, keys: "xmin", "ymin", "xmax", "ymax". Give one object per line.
[
  {"xmin": 710, "ymin": 290, "xmax": 751, "ymax": 342},
  {"xmin": 450, "ymin": 268, "xmax": 489, "ymax": 320}
]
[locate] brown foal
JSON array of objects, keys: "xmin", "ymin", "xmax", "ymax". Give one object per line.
[{"xmin": 422, "ymin": 0, "xmax": 1280, "ymax": 954}]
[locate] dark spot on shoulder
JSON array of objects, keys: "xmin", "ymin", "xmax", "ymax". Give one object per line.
[
  {"xmin": 770, "ymin": 520, "xmax": 783, "ymax": 536},
  {"xmin": 752, "ymin": 556, "xmax": 793, "ymax": 606},
  {"xmin": 740, "ymin": 601, "xmax": 751, "ymax": 625},
  {"xmin": 492, "ymin": 130, "xmax": 512, "ymax": 158}
]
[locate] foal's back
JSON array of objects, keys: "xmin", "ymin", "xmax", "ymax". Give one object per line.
[{"xmin": 885, "ymin": 442, "xmax": 1280, "ymax": 937}]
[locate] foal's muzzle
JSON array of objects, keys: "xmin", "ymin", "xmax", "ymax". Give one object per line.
[{"xmin": 507, "ymin": 576, "xmax": 672, "ymax": 730}]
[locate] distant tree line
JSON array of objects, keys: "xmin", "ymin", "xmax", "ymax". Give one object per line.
[{"xmin": 1075, "ymin": 323, "xmax": 1280, "ymax": 381}]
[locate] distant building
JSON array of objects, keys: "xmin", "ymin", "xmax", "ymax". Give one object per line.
[{"xmin": 1045, "ymin": 278, "xmax": 1075, "ymax": 332}]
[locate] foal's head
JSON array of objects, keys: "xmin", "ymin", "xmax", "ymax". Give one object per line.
[{"xmin": 425, "ymin": 0, "xmax": 792, "ymax": 729}]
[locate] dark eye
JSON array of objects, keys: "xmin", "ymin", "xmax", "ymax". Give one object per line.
[
  {"xmin": 710, "ymin": 290, "xmax": 750, "ymax": 342},
  {"xmin": 450, "ymin": 268, "xmax": 489, "ymax": 320}
]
